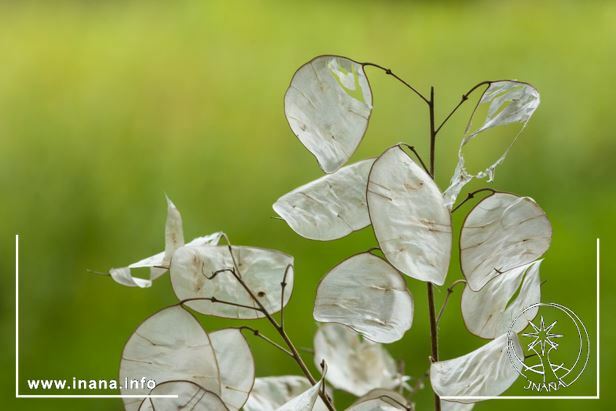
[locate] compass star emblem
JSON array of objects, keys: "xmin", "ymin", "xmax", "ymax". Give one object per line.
[
  {"xmin": 523, "ymin": 316, "xmax": 563, "ymax": 356},
  {"xmin": 507, "ymin": 303, "xmax": 590, "ymax": 392}
]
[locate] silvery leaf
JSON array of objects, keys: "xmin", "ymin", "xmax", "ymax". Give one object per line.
[
  {"xmin": 244, "ymin": 376, "xmax": 329, "ymax": 411},
  {"xmin": 146, "ymin": 196, "xmax": 184, "ymax": 281},
  {"xmin": 109, "ymin": 266, "xmax": 155, "ymax": 288},
  {"xmin": 430, "ymin": 333, "xmax": 522, "ymax": 403},
  {"xmin": 170, "ymin": 245, "xmax": 293, "ymax": 319},
  {"xmin": 285, "ymin": 55, "xmax": 373, "ymax": 173},
  {"xmin": 460, "ymin": 192, "xmax": 551, "ymax": 291},
  {"xmin": 347, "ymin": 389, "xmax": 409, "ymax": 410},
  {"xmin": 444, "ymin": 81, "xmax": 540, "ymax": 207},
  {"xmin": 462, "ymin": 260, "xmax": 542, "ymax": 338},
  {"xmin": 313, "ymin": 252, "xmax": 413, "ymax": 343},
  {"xmin": 345, "ymin": 399, "xmax": 403, "ymax": 411},
  {"xmin": 367, "ymin": 145, "xmax": 452, "ymax": 285},
  {"xmin": 275, "ymin": 375, "xmax": 325, "ymax": 411},
  {"xmin": 185, "ymin": 232, "xmax": 225, "ymax": 247},
  {"xmin": 108, "ymin": 196, "xmax": 222, "ymax": 288},
  {"xmin": 313, "ymin": 323, "xmax": 403, "ymax": 396},
  {"xmin": 210, "ymin": 329, "xmax": 255, "ymax": 410},
  {"xmin": 273, "ymin": 159, "xmax": 374, "ymax": 240},
  {"xmin": 163, "ymin": 196, "xmax": 184, "ymax": 264},
  {"xmin": 120, "ymin": 306, "xmax": 221, "ymax": 411},
  {"xmin": 138, "ymin": 381, "xmax": 228, "ymax": 411}
]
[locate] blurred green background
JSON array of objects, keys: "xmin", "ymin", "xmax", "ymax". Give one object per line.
[{"xmin": 1, "ymin": 0, "xmax": 614, "ymax": 410}]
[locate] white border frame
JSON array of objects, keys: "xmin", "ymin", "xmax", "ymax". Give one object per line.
[{"xmin": 15, "ymin": 234, "xmax": 177, "ymax": 399}]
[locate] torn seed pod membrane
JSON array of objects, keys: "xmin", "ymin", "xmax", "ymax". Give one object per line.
[{"xmin": 103, "ymin": 55, "xmax": 546, "ymax": 411}]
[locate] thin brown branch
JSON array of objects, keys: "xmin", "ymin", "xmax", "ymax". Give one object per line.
[
  {"xmin": 178, "ymin": 297, "xmax": 262, "ymax": 313},
  {"xmin": 362, "ymin": 62, "xmax": 430, "ymax": 105},
  {"xmin": 220, "ymin": 240, "xmax": 336, "ymax": 411},
  {"xmin": 86, "ymin": 269, "xmax": 109, "ymax": 276},
  {"xmin": 202, "ymin": 267, "xmax": 235, "ymax": 280},
  {"xmin": 434, "ymin": 81, "xmax": 491, "ymax": 135},
  {"xmin": 463, "ymin": 80, "xmax": 492, "ymax": 97},
  {"xmin": 451, "ymin": 188, "xmax": 496, "ymax": 213},
  {"xmin": 426, "ymin": 284, "xmax": 440, "ymax": 404},
  {"xmin": 237, "ymin": 326, "xmax": 294, "ymax": 357},
  {"xmin": 376, "ymin": 394, "xmax": 412, "ymax": 411},
  {"xmin": 427, "ymin": 84, "xmax": 441, "ymax": 411},
  {"xmin": 428, "ymin": 86, "xmax": 436, "ymax": 179},
  {"xmin": 436, "ymin": 279, "xmax": 467, "ymax": 324},
  {"xmin": 279, "ymin": 263, "xmax": 293, "ymax": 330},
  {"xmin": 434, "ymin": 97, "xmax": 465, "ymax": 135},
  {"xmin": 399, "ymin": 144, "xmax": 430, "ymax": 175}
]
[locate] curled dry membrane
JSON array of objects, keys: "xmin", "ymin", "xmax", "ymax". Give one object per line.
[
  {"xmin": 109, "ymin": 196, "xmax": 223, "ymax": 288},
  {"xmin": 443, "ymin": 81, "xmax": 540, "ymax": 207}
]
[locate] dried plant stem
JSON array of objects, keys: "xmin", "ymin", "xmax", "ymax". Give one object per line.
[
  {"xmin": 180, "ymin": 296, "xmax": 263, "ymax": 312},
  {"xmin": 422, "ymin": 81, "xmax": 491, "ymax": 411},
  {"xmin": 426, "ymin": 86, "xmax": 442, "ymax": 411},
  {"xmin": 219, "ymin": 245, "xmax": 336, "ymax": 411},
  {"xmin": 237, "ymin": 326, "xmax": 294, "ymax": 357},
  {"xmin": 399, "ymin": 143, "xmax": 429, "ymax": 175},
  {"xmin": 362, "ymin": 62, "xmax": 430, "ymax": 105},
  {"xmin": 239, "ymin": 275, "xmax": 335, "ymax": 410},
  {"xmin": 451, "ymin": 188, "xmax": 496, "ymax": 213},
  {"xmin": 279, "ymin": 264, "xmax": 293, "ymax": 330},
  {"xmin": 380, "ymin": 75, "xmax": 489, "ymax": 411},
  {"xmin": 375, "ymin": 394, "xmax": 412, "ymax": 411},
  {"xmin": 436, "ymin": 279, "xmax": 467, "ymax": 324},
  {"xmin": 426, "ymin": 283, "xmax": 440, "ymax": 411},
  {"xmin": 434, "ymin": 80, "xmax": 491, "ymax": 134}
]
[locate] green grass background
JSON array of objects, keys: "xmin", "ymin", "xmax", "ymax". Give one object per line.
[{"xmin": 0, "ymin": 0, "xmax": 614, "ymax": 409}]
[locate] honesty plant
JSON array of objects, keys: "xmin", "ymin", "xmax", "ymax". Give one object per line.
[{"xmin": 103, "ymin": 55, "xmax": 549, "ymax": 411}]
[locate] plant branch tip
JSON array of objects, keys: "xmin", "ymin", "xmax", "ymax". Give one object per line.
[
  {"xmin": 451, "ymin": 188, "xmax": 496, "ymax": 213},
  {"xmin": 86, "ymin": 269, "xmax": 109, "ymax": 276}
]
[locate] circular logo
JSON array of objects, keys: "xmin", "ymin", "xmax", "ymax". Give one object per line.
[{"xmin": 506, "ymin": 303, "xmax": 590, "ymax": 393}]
